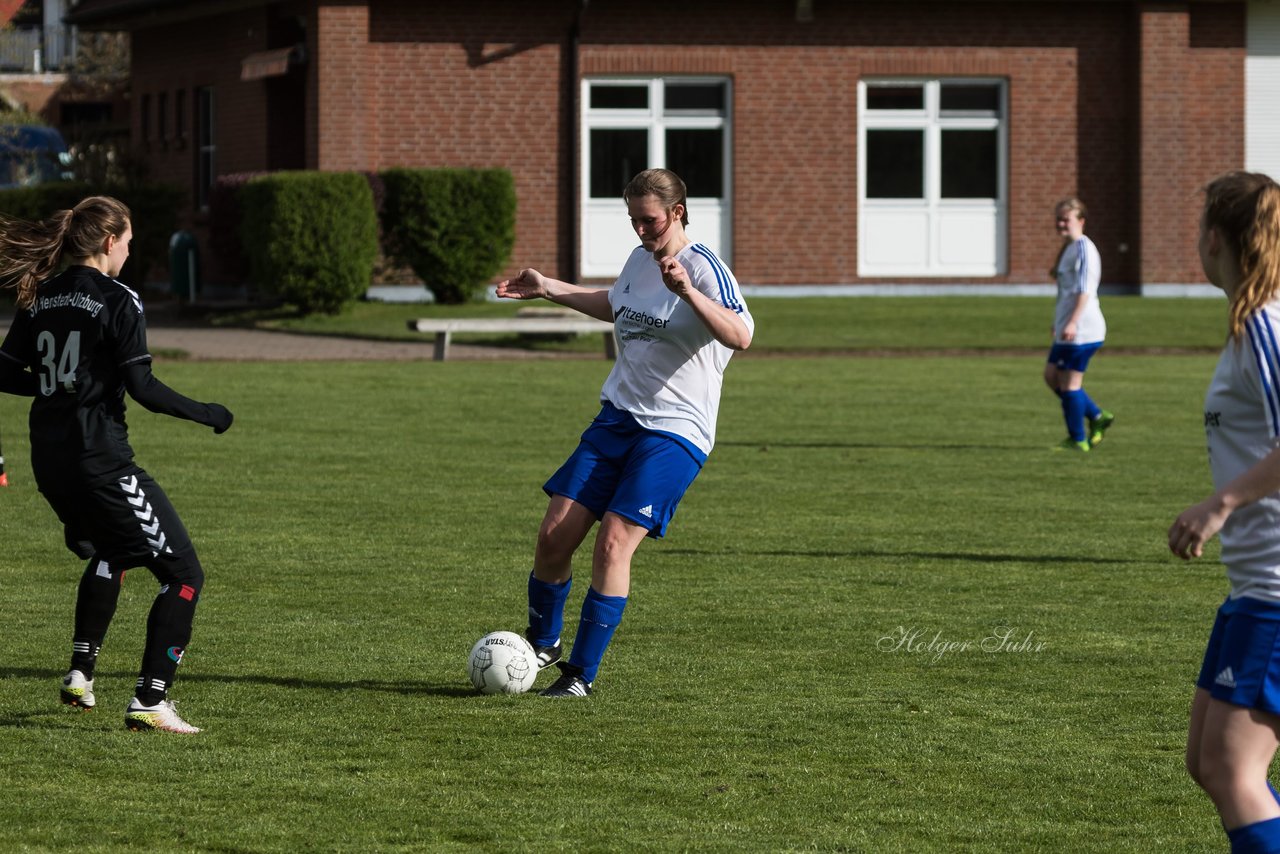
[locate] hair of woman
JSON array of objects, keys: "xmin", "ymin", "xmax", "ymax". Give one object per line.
[
  {"xmin": 624, "ymin": 168, "xmax": 689, "ymax": 226},
  {"xmin": 1056, "ymin": 197, "xmax": 1088, "ymax": 221},
  {"xmin": 1203, "ymin": 171, "xmax": 1280, "ymax": 339},
  {"xmin": 0, "ymin": 195, "xmax": 132, "ymax": 309}
]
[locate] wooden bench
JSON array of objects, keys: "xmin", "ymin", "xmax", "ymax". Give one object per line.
[{"xmin": 406, "ymin": 316, "xmax": 618, "ymax": 361}]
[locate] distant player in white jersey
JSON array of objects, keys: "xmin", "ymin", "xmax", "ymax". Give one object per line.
[
  {"xmin": 495, "ymin": 168, "xmax": 753, "ymax": 697},
  {"xmin": 1169, "ymin": 171, "xmax": 1280, "ymax": 852},
  {"xmin": 1045, "ymin": 198, "xmax": 1114, "ymax": 452}
]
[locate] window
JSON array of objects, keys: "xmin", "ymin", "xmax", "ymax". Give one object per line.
[
  {"xmin": 140, "ymin": 93, "xmax": 151, "ymax": 142},
  {"xmin": 157, "ymin": 92, "xmax": 168, "ymax": 143},
  {"xmin": 859, "ymin": 78, "xmax": 1007, "ymax": 276},
  {"xmin": 175, "ymin": 89, "xmax": 186, "ymax": 142},
  {"xmin": 581, "ymin": 77, "xmax": 732, "ymax": 277},
  {"xmin": 196, "ymin": 87, "xmax": 215, "ymax": 210}
]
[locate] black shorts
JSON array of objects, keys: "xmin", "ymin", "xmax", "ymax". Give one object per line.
[{"xmin": 40, "ymin": 468, "xmax": 195, "ymax": 566}]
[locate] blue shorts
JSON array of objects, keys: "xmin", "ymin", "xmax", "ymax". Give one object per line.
[
  {"xmin": 544, "ymin": 404, "xmax": 703, "ymax": 538},
  {"xmin": 1047, "ymin": 342, "xmax": 1103, "ymax": 373},
  {"xmin": 1196, "ymin": 597, "xmax": 1280, "ymax": 714}
]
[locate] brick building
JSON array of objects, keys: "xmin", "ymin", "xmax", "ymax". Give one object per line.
[{"xmin": 64, "ymin": 0, "xmax": 1280, "ymax": 291}]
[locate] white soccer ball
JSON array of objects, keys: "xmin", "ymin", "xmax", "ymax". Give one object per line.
[{"xmin": 468, "ymin": 631, "xmax": 539, "ymax": 695}]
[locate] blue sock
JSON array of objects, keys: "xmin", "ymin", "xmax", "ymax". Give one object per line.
[
  {"xmin": 1228, "ymin": 816, "xmax": 1280, "ymax": 853},
  {"xmin": 566, "ymin": 587, "xmax": 627, "ymax": 684},
  {"xmin": 527, "ymin": 573, "xmax": 571, "ymax": 647},
  {"xmin": 1061, "ymin": 389, "xmax": 1088, "ymax": 442},
  {"xmin": 1080, "ymin": 389, "xmax": 1102, "ymax": 421},
  {"xmin": 1271, "ymin": 781, "xmax": 1280, "ymax": 807}
]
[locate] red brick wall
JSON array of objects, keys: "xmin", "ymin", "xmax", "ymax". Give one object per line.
[
  {"xmin": 1139, "ymin": 2, "xmax": 1244, "ymax": 284},
  {"xmin": 124, "ymin": 0, "xmax": 1246, "ymax": 289},
  {"xmin": 132, "ymin": 7, "xmax": 275, "ymax": 215}
]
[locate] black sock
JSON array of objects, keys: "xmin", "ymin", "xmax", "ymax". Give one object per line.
[
  {"xmin": 137, "ymin": 580, "xmax": 200, "ymax": 704},
  {"xmin": 70, "ymin": 558, "xmax": 123, "ymax": 679}
]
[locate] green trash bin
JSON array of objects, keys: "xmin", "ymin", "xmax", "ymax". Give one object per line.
[{"xmin": 169, "ymin": 231, "xmax": 200, "ymax": 301}]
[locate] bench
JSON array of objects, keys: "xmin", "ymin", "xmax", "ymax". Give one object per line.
[{"xmin": 406, "ymin": 316, "xmax": 618, "ymax": 361}]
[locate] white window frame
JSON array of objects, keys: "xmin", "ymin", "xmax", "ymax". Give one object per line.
[
  {"xmin": 581, "ymin": 76, "xmax": 732, "ymax": 279},
  {"xmin": 858, "ymin": 77, "xmax": 1008, "ymax": 277}
]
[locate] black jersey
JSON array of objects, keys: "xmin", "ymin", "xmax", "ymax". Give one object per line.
[{"xmin": 0, "ymin": 265, "xmax": 226, "ymax": 487}]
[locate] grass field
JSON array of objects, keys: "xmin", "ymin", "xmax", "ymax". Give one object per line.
[
  {"xmin": 0, "ymin": 297, "xmax": 1238, "ymax": 851},
  {"xmin": 232, "ymin": 293, "xmax": 1232, "ymax": 353}
]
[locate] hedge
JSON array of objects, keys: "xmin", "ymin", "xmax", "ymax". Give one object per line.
[
  {"xmin": 238, "ymin": 171, "xmax": 379, "ymax": 315},
  {"xmin": 380, "ymin": 168, "xmax": 515, "ymax": 304}
]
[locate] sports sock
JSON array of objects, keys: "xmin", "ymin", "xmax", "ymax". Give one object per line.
[
  {"xmin": 137, "ymin": 580, "xmax": 200, "ymax": 706},
  {"xmin": 70, "ymin": 558, "xmax": 123, "ymax": 679},
  {"xmin": 1227, "ymin": 816, "xmax": 1280, "ymax": 853},
  {"xmin": 1080, "ymin": 389, "xmax": 1102, "ymax": 422},
  {"xmin": 527, "ymin": 572, "xmax": 571, "ymax": 647},
  {"xmin": 567, "ymin": 587, "xmax": 627, "ymax": 684},
  {"xmin": 1060, "ymin": 389, "xmax": 1088, "ymax": 443},
  {"xmin": 1270, "ymin": 781, "xmax": 1280, "ymax": 807}
]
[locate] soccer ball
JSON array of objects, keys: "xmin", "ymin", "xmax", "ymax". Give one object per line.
[{"xmin": 468, "ymin": 631, "xmax": 539, "ymax": 694}]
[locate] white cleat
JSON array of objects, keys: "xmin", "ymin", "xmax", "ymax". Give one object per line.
[
  {"xmin": 60, "ymin": 670, "xmax": 96, "ymax": 710},
  {"xmin": 124, "ymin": 698, "xmax": 200, "ymax": 734}
]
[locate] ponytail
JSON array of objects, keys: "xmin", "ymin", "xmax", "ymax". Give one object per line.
[
  {"xmin": 0, "ymin": 210, "xmax": 74, "ymax": 308},
  {"xmin": 0, "ymin": 196, "xmax": 131, "ymax": 309},
  {"xmin": 1203, "ymin": 172, "xmax": 1280, "ymax": 339}
]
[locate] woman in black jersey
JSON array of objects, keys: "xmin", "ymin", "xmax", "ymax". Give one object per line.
[{"xmin": 0, "ymin": 196, "xmax": 232, "ymax": 733}]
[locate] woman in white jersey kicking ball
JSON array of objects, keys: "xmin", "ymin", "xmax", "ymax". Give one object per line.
[
  {"xmin": 496, "ymin": 168, "xmax": 753, "ymax": 697},
  {"xmin": 1046, "ymin": 198, "xmax": 1114, "ymax": 452},
  {"xmin": 1170, "ymin": 171, "xmax": 1280, "ymax": 852}
]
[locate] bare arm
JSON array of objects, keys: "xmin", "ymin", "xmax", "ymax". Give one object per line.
[
  {"xmin": 495, "ymin": 269, "xmax": 613, "ymax": 322},
  {"xmin": 658, "ymin": 256, "xmax": 752, "ymax": 350},
  {"xmin": 1169, "ymin": 445, "xmax": 1280, "ymax": 559}
]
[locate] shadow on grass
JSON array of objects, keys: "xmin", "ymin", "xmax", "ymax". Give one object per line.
[
  {"xmin": 719, "ymin": 440, "xmax": 1032, "ymax": 451},
  {"xmin": 0, "ymin": 667, "xmax": 476, "ymax": 705},
  {"xmin": 661, "ymin": 546, "xmax": 1149, "ymax": 566}
]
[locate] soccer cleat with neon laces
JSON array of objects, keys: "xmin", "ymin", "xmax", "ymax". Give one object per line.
[
  {"xmin": 1088, "ymin": 411, "xmax": 1115, "ymax": 447},
  {"xmin": 60, "ymin": 670, "xmax": 95, "ymax": 710},
  {"xmin": 1056, "ymin": 438, "xmax": 1091, "ymax": 453},
  {"xmin": 124, "ymin": 698, "xmax": 200, "ymax": 733}
]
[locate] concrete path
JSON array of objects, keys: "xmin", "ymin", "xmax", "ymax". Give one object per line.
[{"xmin": 0, "ymin": 314, "xmax": 605, "ymax": 362}]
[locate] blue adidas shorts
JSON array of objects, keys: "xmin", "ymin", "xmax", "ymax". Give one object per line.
[
  {"xmin": 544, "ymin": 406, "xmax": 703, "ymax": 538},
  {"xmin": 1047, "ymin": 341, "xmax": 1103, "ymax": 373},
  {"xmin": 1196, "ymin": 598, "xmax": 1280, "ymax": 714}
]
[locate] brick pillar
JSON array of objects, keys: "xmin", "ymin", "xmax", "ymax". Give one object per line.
[
  {"xmin": 1137, "ymin": 3, "xmax": 1245, "ymax": 286},
  {"xmin": 310, "ymin": 2, "xmax": 371, "ymax": 171},
  {"xmin": 1137, "ymin": 3, "xmax": 1191, "ymax": 285}
]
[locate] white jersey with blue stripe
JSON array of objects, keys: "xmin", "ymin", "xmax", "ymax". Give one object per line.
[
  {"xmin": 1053, "ymin": 235, "xmax": 1105, "ymax": 344},
  {"xmin": 600, "ymin": 242, "xmax": 753, "ymax": 457},
  {"xmin": 1206, "ymin": 303, "xmax": 1280, "ymax": 602}
]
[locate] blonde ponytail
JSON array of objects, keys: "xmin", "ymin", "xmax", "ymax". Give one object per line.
[{"xmin": 1203, "ymin": 172, "xmax": 1280, "ymax": 339}]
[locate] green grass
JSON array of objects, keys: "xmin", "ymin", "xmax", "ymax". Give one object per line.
[
  {"xmin": 0, "ymin": 299, "xmax": 1237, "ymax": 851},
  {"xmin": 224, "ymin": 293, "xmax": 1231, "ymax": 352}
]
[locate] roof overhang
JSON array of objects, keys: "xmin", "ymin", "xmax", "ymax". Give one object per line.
[{"xmin": 65, "ymin": 0, "xmax": 273, "ymax": 30}]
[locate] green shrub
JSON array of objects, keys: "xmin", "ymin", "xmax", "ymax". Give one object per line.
[
  {"xmin": 0, "ymin": 181, "xmax": 182, "ymax": 286},
  {"xmin": 380, "ymin": 168, "xmax": 515, "ymax": 304},
  {"xmin": 239, "ymin": 171, "xmax": 378, "ymax": 315}
]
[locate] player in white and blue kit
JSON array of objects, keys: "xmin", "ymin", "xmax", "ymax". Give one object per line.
[
  {"xmin": 1045, "ymin": 198, "xmax": 1114, "ymax": 452},
  {"xmin": 495, "ymin": 169, "xmax": 753, "ymax": 697},
  {"xmin": 1170, "ymin": 171, "xmax": 1280, "ymax": 853}
]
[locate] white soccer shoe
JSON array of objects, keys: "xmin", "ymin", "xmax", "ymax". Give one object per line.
[
  {"xmin": 123, "ymin": 698, "xmax": 201, "ymax": 734},
  {"xmin": 60, "ymin": 670, "xmax": 96, "ymax": 710}
]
